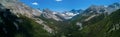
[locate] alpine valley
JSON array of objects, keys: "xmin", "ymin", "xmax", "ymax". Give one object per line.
[{"xmin": 0, "ymin": 0, "xmax": 120, "ymax": 37}]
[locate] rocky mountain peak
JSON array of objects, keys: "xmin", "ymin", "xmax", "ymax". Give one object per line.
[
  {"xmin": 83, "ymin": 5, "xmax": 107, "ymax": 15},
  {"xmin": 0, "ymin": 0, "xmax": 42, "ymax": 18},
  {"xmin": 108, "ymin": 2, "xmax": 120, "ymax": 9},
  {"xmin": 43, "ymin": 8, "xmax": 53, "ymax": 13},
  {"xmin": 41, "ymin": 8, "xmax": 63, "ymax": 21},
  {"xmin": 70, "ymin": 9, "xmax": 83, "ymax": 14},
  {"xmin": 107, "ymin": 2, "xmax": 120, "ymax": 14}
]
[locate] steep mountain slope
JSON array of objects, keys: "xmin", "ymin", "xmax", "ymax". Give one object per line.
[
  {"xmin": 70, "ymin": 9, "xmax": 120, "ymax": 37},
  {"xmin": 56, "ymin": 9, "xmax": 84, "ymax": 20},
  {"xmin": 0, "ymin": 4, "xmax": 53, "ymax": 37},
  {"xmin": 69, "ymin": 5, "xmax": 107, "ymax": 26},
  {"xmin": 70, "ymin": 9, "xmax": 83, "ymax": 14},
  {"xmin": 0, "ymin": 0, "xmax": 41, "ymax": 18},
  {"xmin": 70, "ymin": 2, "xmax": 120, "ymax": 26},
  {"xmin": 41, "ymin": 9, "xmax": 63, "ymax": 21},
  {"xmin": 68, "ymin": 3, "xmax": 120, "ymax": 37},
  {"xmin": 0, "ymin": 0, "xmax": 79, "ymax": 37},
  {"xmin": 84, "ymin": 5, "xmax": 106, "ymax": 14},
  {"xmin": 0, "ymin": 0, "xmax": 120, "ymax": 37},
  {"xmin": 107, "ymin": 2, "xmax": 120, "ymax": 14},
  {"xmin": 0, "ymin": 0, "xmax": 56, "ymax": 34}
]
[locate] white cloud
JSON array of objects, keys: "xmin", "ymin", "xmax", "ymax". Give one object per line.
[
  {"xmin": 55, "ymin": 0, "xmax": 62, "ymax": 2},
  {"xmin": 32, "ymin": 2, "xmax": 38, "ymax": 5}
]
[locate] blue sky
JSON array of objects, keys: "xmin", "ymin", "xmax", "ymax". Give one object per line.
[{"xmin": 19, "ymin": 0, "xmax": 120, "ymax": 12}]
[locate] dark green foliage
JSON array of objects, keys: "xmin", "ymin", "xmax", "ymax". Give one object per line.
[
  {"xmin": 15, "ymin": 15, "xmax": 52, "ymax": 37},
  {"xmin": 1, "ymin": 3, "xmax": 120, "ymax": 37},
  {"xmin": 0, "ymin": 7, "xmax": 18, "ymax": 37},
  {"xmin": 70, "ymin": 9, "xmax": 120, "ymax": 37},
  {"xmin": 39, "ymin": 15, "xmax": 80, "ymax": 37},
  {"xmin": 0, "ymin": 4, "xmax": 52, "ymax": 37},
  {"xmin": 82, "ymin": 13, "xmax": 106, "ymax": 25}
]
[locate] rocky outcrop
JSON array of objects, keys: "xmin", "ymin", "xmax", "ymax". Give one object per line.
[
  {"xmin": 107, "ymin": 2, "xmax": 120, "ymax": 14},
  {"xmin": 0, "ymin": 0, "xmax": 41, "ymax": 18},
  {"xmin": 41, "ymin": 9, "xmax": 63, "ymax": 21},
  {"xmin": 0, "ymin": 0, "xmax": 54, "ymax": 34}
]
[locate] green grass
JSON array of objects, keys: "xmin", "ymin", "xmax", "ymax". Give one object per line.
[
  {"xmin": 70, "ymin": 9, "xmax": 120, "ymax": 37},
  {"xmin": 14, "ymin": 15, "xmax": 53, "ymax": 37}
]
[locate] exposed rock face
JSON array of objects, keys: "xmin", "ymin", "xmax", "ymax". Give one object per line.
[
  {"xmin": 36, "ymin": 20, "xmax": 54, "ymax": 33},
  {"xmin": 0, "ymin": 0, "xmax": 41, "ymax": 18},
  {"xmin": 84, "ymin": 14, "xmax": 98, "ymax": 21},
  {"xmin": 73, "ymin": 3, "xmax": 120, "ymax": 24},
  {"xmin": 70, "ymin": 9, "xmax": 84, "ymax": 14},
  {"xmin": 107, "ymin": 2, "xmax": 120, "ymax": 14},
  {"xmin": 41, "ymin": 9, "xmax": 63, "ymax": 21},
  {"xmin": 55, "ymin": 9, "xmax": 84, "ymax": 20},
  {"xmin": 83, "ymin": 3, "xmax": 120, "ymax": 16},
  {"xmin": 0, "ymin": 0, "xmax": 54, "ymax": 34},
  {"xmin": 84, "ymin": 5, "xmax": 107, "ymax": 15},
  {"xmin": 76, "ymin": 22, "xmax": 83, "ymax": 30}
]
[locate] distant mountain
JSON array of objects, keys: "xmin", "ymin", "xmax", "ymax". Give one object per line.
[
  {"xmin": 107, "ymin": 2, "xmax": 120, "ymax": 14},
  {"xmin": 54, "ymin": 2, "xmax": 120, "ymax": 21},
  {"xmin": 71, "ymin": 9, "xmax": 120, "ymax": 37},
  {"xmin": 41, "ymin": 9, "xmax": 63, "ymax": 21},
  {"xmin": 39, "ymin": 2, "xmax": 120, "ymax": 21},
  {"xmin": 0, "ymin": 0, "xmax": 54, "ymax": 37},
  {"xmin": 38, "ymin": 2, "xmax": 120, "ymax": 21},
  {"xmin": 0, "ymin": 3, "xmax": 52, "ymax": 37},
  {"xmin": 70, "ymin": 9, "xmax": 84, "ymax": 14},
  {"xmin": 68, "ymin": 3, "xmax": 120, "ymax": 34},
  {"xmin": 0, "ymin": 0, "xmax": 42, "ymax": 18},
  {"xmin": 0, "ymin": 0, "xmax": 120, "ymax": 37},
  {"xmin": 55, "ymin": 9, "xmax": 84, "ymax": 20},
  {"xmin": 83, "ymin": 5, "xmax": 106, "ymax": 16},
  {"xmin": 40, "ymin": 8, "xmax": 84, "ymax": 20},
  {"xmin": 81, "ymin": 2, "xmax": 120, "ymax": 16},
  {"xmin": 71, "ymin": 2, "xmax": 120, "ymax": 23}
]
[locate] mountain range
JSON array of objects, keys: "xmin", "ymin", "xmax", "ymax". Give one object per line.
[{"xmin": 0, "ymin": 0, "xmax": 120, "ymax": 37}]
